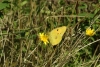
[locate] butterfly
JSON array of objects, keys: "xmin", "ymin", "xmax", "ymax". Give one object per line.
[{"xmin": 48, "ymin": 26, "xmax": 67, "ymax": 46}]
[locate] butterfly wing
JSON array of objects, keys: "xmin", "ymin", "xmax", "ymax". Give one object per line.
[{"xmin": 49, "ymin": 26, "xmax": 67, "ymax": 45}]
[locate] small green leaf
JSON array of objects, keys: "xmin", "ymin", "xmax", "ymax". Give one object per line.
[
  {"xmin": 25, "ymin": 32, "xmax": 29, "ymax": 37},
  {"xmin": 78, "ymin": 13, "xmax": 94, "ymax": 18},
  {"xmin": 0, "ymin": 2, "xmax": 9, "ymax": 10},
  {"xmin": 20, "ymin": 1, "xmax": 28, "ymax": 6}
]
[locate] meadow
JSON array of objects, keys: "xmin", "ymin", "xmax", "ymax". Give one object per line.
[{"xmin": 0, "ymin": 0, "xmax": 100, "ymax": 67}]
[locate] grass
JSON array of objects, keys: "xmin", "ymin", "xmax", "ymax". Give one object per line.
[{"xmin": 0, "ymin": 0, "xmax": 100, "ymax": 67}]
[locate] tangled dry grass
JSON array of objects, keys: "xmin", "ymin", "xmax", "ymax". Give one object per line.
[{"xmin": 0, "ymin": 0, "xmax": 100, "ymax": 67}]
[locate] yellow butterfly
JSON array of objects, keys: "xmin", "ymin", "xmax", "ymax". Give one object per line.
[{"xmin": 48, "ymin": 26, "xmax": 67, "ymax": 46}]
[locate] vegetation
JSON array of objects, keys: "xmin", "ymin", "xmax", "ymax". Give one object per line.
[{"xmin": 0, "ymin": 0, "xmax": 100, "ymax": 67}]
